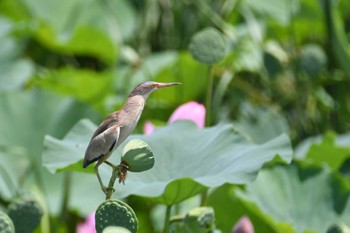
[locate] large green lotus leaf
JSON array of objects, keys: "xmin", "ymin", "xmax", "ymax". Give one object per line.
[
  {"xmin": 295, "ymin": 132, "xmax": 350, "ymax": 170},
  {"xmin": 207, "ymin": 184, "xmax": 280, "ymax": 233},
  {"xmin": 19, "ymin": 0, "xmax": 136, "ymax": 63},
  {"xmin": 0, "ymin": 90, "xmax": 99, "ymax": 202},
  {"xmin": 235, "ymin": 163, "xmax": 350, "ymax": 233},
  {"xmin": 33, "ymin": 67, "xmax": 114, "ymax": 109},
  {"xmin": 241, "ymin": 0, "xmax": 299, "ymax": 26},
  {"xmin": 0, "ymin": 90, "xmax": 99, "ymax": 157},
  {"xmin": 305, "ymin": 133, "xmax": 350, "ymax": 170},
  {"xmin": 148, "ymin": 178, "xmax": 207, "ymax": 205},
  {"xmin": 0, "ymin": 17, "xmax": 33, "ymax": 92},
  {"xmin": 43, "ymin": 119, "xmax": 96, "ymax": 174},
  {"xmin": 42, "ymin": 119, "xmax": 292, "ymax": 205},
  {"xmin": 233, "ymin": 102, "xmax": 289, "ymax": 144}
]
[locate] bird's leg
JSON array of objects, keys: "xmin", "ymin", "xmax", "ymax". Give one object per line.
[
  {"xmin": 104, "ymin": 160, "xmax": 116, "ymax": 169},
  {"xmin": 94, "ymin": 162, "xmax": 108, "ymax": 194}
]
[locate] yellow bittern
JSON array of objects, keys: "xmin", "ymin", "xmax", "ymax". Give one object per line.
[{"xmin": 83, "ymin": 81, "xmax": 181, "ymax": 193}]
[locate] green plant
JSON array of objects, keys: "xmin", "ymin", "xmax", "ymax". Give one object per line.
[
  {"xmin": 170, "ymin": 207, "xmax": 217, "ymax": 233},
  {"xmin": 327, "ymin": 222, "xmax": 350, "ymax": 233},
  {"xmin": 1, "ymin": 0, "xmax": 350, "ymax": 232},
  {"xmin": 0, "ymin": 212, "xmax": 15, "ymax": 233},
  {"xmin": 95, "ymin": 199, "xmax": 138, "ymax": 233},
  {"xmin": 7, "ymin": 198, "xmax": 43, "ymax": 233}
]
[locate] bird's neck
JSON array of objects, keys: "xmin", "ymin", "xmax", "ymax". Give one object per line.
[{"xmin": 119, "ymin": 95, "xmax": 146, "ymax": 125}]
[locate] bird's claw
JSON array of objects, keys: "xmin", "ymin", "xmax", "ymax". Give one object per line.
[
  {"xmin": 107, "ymin": 187, "xmax": 115, "ymax": 193},
  {"xmin": 101, "ymin": 186, "xmax": 115, "ymax": 195}
]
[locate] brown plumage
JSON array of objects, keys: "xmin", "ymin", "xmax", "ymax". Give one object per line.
[{"xmin": 83, "ymin": 81, "xmax": 181, "ymax": 194}]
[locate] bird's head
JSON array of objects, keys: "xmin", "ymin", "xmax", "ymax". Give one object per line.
[{"xmin": 129, "ymin": 81, "xmax": 182, "ymax": 98}]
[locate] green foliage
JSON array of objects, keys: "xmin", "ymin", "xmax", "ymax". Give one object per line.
[
  {"xmin": 42, "ymin": 119, "xmax": 292, "ymax": 204},
  {"xmin": 0, "ymin": 17, "xmax": 33, "ymax": 92},
  {"xmin": 0, "ymin": 212, "xmax": 15, "ymax": 233},
  {"xmin": 7, "ymin": 198, "xmax": 43, "ymax": 233},
  {"xmin": 207, "ymin": 184, "xmax": 278, "ymax": 233},
  {"xmin": 305, "ymin": 132, "xmax": 350, "ymax": 170},
  {"xmin": 0, "ymin": 0, "xmax": 349, "ymax": 232},
  {"xmin": 170, "ymin": 207, "xmax": 217, "ymax": 233},
  {"xmin": 235, "ymin": 162, "xmax": 350, "ymax": 233},
  {"xmin": 327, "ymin": 222, "xmax": 350, "ymax": 233},
  {"xmin": 233, "ymin": 102, "xmax": 289, "ymax": 143},
  {"xmin": 0, "ymin": 90, "xmax": 99, "ymax": 201},
  {"xmin": 32, "ymin": 67, "xmax": 114, "ymax": 110},
  {"xmin": 18, "ymin": 0, "xmax": 128, "ymax": 64},
  {"xmin": 319, "ymin": 0, "xmax": 350, "ymax": 77},
  {"xmin": 95, "ymin": 199, "xmax": 138, "ymax": 233}
]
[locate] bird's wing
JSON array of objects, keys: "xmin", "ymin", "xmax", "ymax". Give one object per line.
[
  {"xmin": 91, "ymin": 112, "xmax": 118, "ymax": 138},
  {"xmin": 83, "ymin": 113, "xmax": 120, "ymax": 167}
]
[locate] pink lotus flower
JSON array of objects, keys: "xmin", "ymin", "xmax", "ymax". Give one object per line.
[
  {"xmin": 143, "ymin": 101, "xmax": 206, "ymax": 135},
  {"xmin": 76, "ymin": 212, "xmax": 96, "ymax": 233},
  {"xmin": 143, "ymin": 121, "xmax": 156, "ymax": 135},
  {"xmin": 168, "ymin": 101, "xmax": 206, "ymax": 128},
  {"xmin": 232, "ymin": 216, "xmax": 254, "ymax": 233}
]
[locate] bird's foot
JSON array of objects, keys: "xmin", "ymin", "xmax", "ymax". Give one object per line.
[
  {"xmin": 104, "ymin": 160, "xmax": 116, "ymax": 169},
  {"xmin": 106, "ymin": 187, "xmax": 115, "ymax": 193},
  {"xmin": 101, "ymin": 186, "xmax": 115, "ymax": 195},
  {"xmin": 101, "ymin": 186, "xmax": 107, "ymax": 194}
]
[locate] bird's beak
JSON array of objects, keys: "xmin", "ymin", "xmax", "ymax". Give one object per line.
[{"xmin": 154, "ymin": 82, "xmax": 182, "ymax": 89}]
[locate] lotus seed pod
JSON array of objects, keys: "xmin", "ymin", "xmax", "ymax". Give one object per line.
[
  {"xmin": 184, "ymin": 207, "xmax": 216, "ymax": 233},
  {"xmin": 327, "ymin": 222, "xmax": 350, "ymax": 233},
  {"xmin": 7, "ymin": 198, "xmax": 43, "ymax": 233},
  {"xmin": 189, "ymin": 27, "xmax": 226, "ymax": 65},
  {"xmin": 0, "ymin": 212, "xmax": 15, "ymax": 233},
  {"xmin": 299, "ymin": 43, "xmax": 327, "ymax": 77},
  {"xmin": 102, "ymin": 226, "xmax": 132, "ymax": 233},
  {"xmin": 121, "ymin": 139, "xmax": 154, "ymax": 172},
  {"xmin": 95, "ymin": 199, "xmax": 138, "ymax": 233},
  {"xmin": 169, "ymin": 215, "xmax": 186, "ymax": 233}
]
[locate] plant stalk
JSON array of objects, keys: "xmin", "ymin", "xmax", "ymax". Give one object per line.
[
  {"xmin": 205, "ymin": 65, "xmax": 214, "ymax": 127},
  {"xmin": 203, "ymin": 65, "xmax": 214, "ymax": 207},
  {"xmin": 105, "ymin": 165, "xmax": 123, "ymax": 200},
  {"xmin": 162, "ymin": 205, "xmax": 172, "ymax": 233},
  {"xmin": 200, "ymin": 191, "xmax": 208, "ymax": 206},
  {"xmin": 0, "ymin": 164, "xmax": 18, "ymax": 197},
  {"xmin": 59, "ymin": 172, "xmax": 71, "ymax": 222}
]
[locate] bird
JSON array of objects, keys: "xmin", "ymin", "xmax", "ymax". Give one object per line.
[{"xmin": 83, "ymin": 81, "xmax": 181, "ymax": 194}]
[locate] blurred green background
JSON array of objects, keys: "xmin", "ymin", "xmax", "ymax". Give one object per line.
[{"xmin": 0, "ymin": 0, "xmax": 350, "ymax": 232}]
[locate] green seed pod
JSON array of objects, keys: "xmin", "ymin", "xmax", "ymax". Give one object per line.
[
  {"xmin": 0, "ymin": 212, "xmax": 15, "ymax": 233},
  {"xmin": 7, "ymin": 198, "xmax": 43, "ymax": 233},
  {"xmin": 102, "ymin": 226, "xmax": 132, "ymax": 233},
  {"xmin": 184, "ymin": 207, "xmax": 216, "ymax": 233},
  {"xmin": 95, "ymin": 199, "xmax": 138, "ymax": 233},
  {"xmin": 169, "ymin": 215, "xmax": 186, "ymax": 233},
  {"xmin": 189, "ymin": 27, "xmax": 226, "ymax": 65},
  {"xmin": 327, "ymin": 222, "xmax": 350, "ymax": 233},
  {"xmin": 121, "ymin": 139, "xmax": 154, "ymax": 172},
  {"xmin": 299, "ymin": 43, "xmax": 327, "ymax": 78}
]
